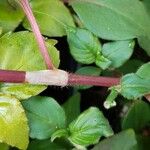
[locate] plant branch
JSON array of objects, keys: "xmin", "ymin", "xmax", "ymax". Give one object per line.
[
  {"xmin": 0, "ymin": 69, "xmax": 119, "ymax": 87},
  {"xmin": 18, "ymin": 0, "xmax": 54, "ymax": 69},
  {"xmin": 1, "ymin": 69, "xmax": 149, "ymax": 102},
  {"xmin": 68, "ymin": 73, "xmax": 120, "ymax": 87},
  {"xmin": 0, "ymin": 70, "xmax": 25, "ymax": 83}
]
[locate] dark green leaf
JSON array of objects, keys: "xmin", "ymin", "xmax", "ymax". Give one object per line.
[
  {"xmin": 68, "ymin": 107, "xmax": 113, "ymax": 149},
  {"xmin": 67, "ymin": 27, "xmax": 111, "ymax": 69},
  {"xmin": 122, "ymin": 101, "xmax": 150, "ymax": 132},
  {"xmin": 75, "ymin": 66, "xmax": 101, "ymax": 89},
  {"xmin": 118, "ymin": 59, "xmax": 143, "ymax": 75},
  {"xmin": 28, "ymin": 139, "xmax": 68, "ymax": 150},
  {"xmin": 102, "ymin": 40, "xmax": 134, "ymax": 68},
  {"xmin": 142, "ymin": 0, "xmax": 150, "ymax": 16},
  {"xmin": 131, "ymin": 135, "xmax": 150, "ymax": 150},
  {"xmin": 71, "ymin": 0, "xmax": 150, "ymax": 55},
  {"xmin": 67, "ymin": 27, "xmax": 101, "ymax": 64},
  {"xmin": 22, "ymin": 96, "xmax": 66, "ymax": 140},
  {"xmin": 92, "ymin": 129, "xmax": 137, "ymax": 150},
  {"xmin": 0, "ymin": 27, "xmax": 2, "ymax": 35},
  {"xmin": 63, "ymin": 93, "xmax": 81, "ymax": 125},
  {"xmin": 0, "ymin": 143, "xmax": 9, "ymax": 150},
  {"xmin": 23, "ymin": 0, "xmax": 75, "ymax": 37},
  {"xmin": 0, "ymin": 31, "xmax": 60, "ymax": 99}
]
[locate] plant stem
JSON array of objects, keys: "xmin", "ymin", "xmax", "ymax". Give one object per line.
[
  {"xmin": 68, "ymin": 73, "xmax": 120, "ymax": 87},
  {"xmin": 0, "ymin": 70, "xmax": 25, "ymax": 83},
  {"xmin": 0, "ymin": 69, "xmax": 119, "ymax": 87},
  {"xmin": 18, "ymin": 0, "xmax": 54, "ymax": 69}
]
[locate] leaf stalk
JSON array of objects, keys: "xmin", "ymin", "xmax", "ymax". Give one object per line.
[{"xmin": 18, "ymin": 0, "xmax": 54, "ymax": 69}]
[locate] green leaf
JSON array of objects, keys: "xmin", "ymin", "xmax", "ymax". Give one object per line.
[
  {"xmin": 51, "ymin": 129, "xmax": 69, "ymax": 142},
  {"xmin": 142, "ymin": 0, "xmax": 150, "ymax": 16},
  {"xmin": 71, "ymin": 0, "xmax": 150, "ymax": 55},
  {"xmin": 75, "ymin": 66, "xmax": 101, "ymax": 90},
  {"xmin": 28, "ymin": 139, "xmax": 69, "ymax": 150},
  {"xmin": 63, "ymin": 93, "xmax": 81, "ymax": 125},
  {"xmin": 0, "ymin": 31, "xmax": 60, "ymax": 99},
  {"xmin": 138, "ymin": 35, "xmax": 150, "ymax": 56},
  {"xmin": 92, "ymin": 129, "xmax": 137, "ymax": 150},
  {"xmin": 0, "ymin": 93, "xmax": 29, "ymax": 149},
  {"xmin": 67, "ymin": 27, "xmax": 101, "ymax": 64},
  {"xmin": 0, "ymin": 143, "xmax": 9, "ymax": 150},
  {"xmin": 0, "ymin": 27, "xmax": 2, "ymax": 35},
  {"xmin": 22, "ymin": 96, "xmax": 66, "ymax": 140},
  {"xmin": 122, "ymin": 101, "xmax": 150, "ymax": 132},
  {"xmin": 131, "ymin": 135, "xmax": 150, "ymax": 150},
  {"xmin": 67, "ymin": 27, "xmax": 111, "ymax": 69},
  {"xmin": 120, "ymin": 73, "xmax": 150, "ymax": 99},
  {"xmin": 68, "ymin": 107, "xmax": 113, "ymax": 149},
  {"xmin": 102, "ymin": 40, "xmax": 134, "ymax": 68},
  {"xmin": 23, "ymin": 0, "xmax": 75, "ymax": 37},
  {"xmin": 136, "ymin": 62, "xmax": 150, "ymax": 79},
  {"xmin": 118, "ymin": 59, "xmax": 143, "ymax": 75},
  {"xmin": 0, "ymin": 0, "xmax": 24, "ymax": 33}
]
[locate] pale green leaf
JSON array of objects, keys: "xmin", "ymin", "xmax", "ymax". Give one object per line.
[
  {"xmin": 92, "ymin": 129, "xmax": 137, "ymax": 150},
  {"xmin": 22, "ymin": 96, "xmax": 66, "ymax": 140},
  {"xmin": 23, "ymin": 0, "xmax": 75, "ymax": 37},
  {"xmin": 0, "ymin": 0, "xmax": 24, "ymax": 33},
  {"xmin": 0, "ymin": 31, "xmax": 60, "ymax": 99},
  {"xmin": 102, "ymin": 40, "xmax": 134, "ymax": 68},
  {"xmin": 68, "ymin": 107, "xmax": 113, "ymax": 148},
  {"xmin": 67, "ymin": 27, "xmax": 111, "ymax": 69},
  {"xmin": 75, "ymin": 66, "xmax": 101, "ymax": 89},
  {"xmin": 122, "ymin": 101, "xmax": 150, "ymax": 132},
  {"xmin": 0, "ymin": 93, "xmax": 29, "ymax": 149},
  {"xmin": 71, "ymin": 0, "xmax": 150, "ymax": 55},
  {"xmin": 63, "ymin": 93, "xmax": 81, "ymax": 125}
]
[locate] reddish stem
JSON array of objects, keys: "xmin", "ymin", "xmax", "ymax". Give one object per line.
[
  {"xmin": 0, "ymin": 70, "xmax": 25, "ymax": 83},
  {"xmin": 0, "ymin": 69, "xmax": 120, "ymax": 87},
  {"xmin": 68, "ymin": 73, "xmax": 120, "ymax": 87},
  {"xmin": 18, "ymin": 0, "xmax": 54, "ymax": 69}
]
